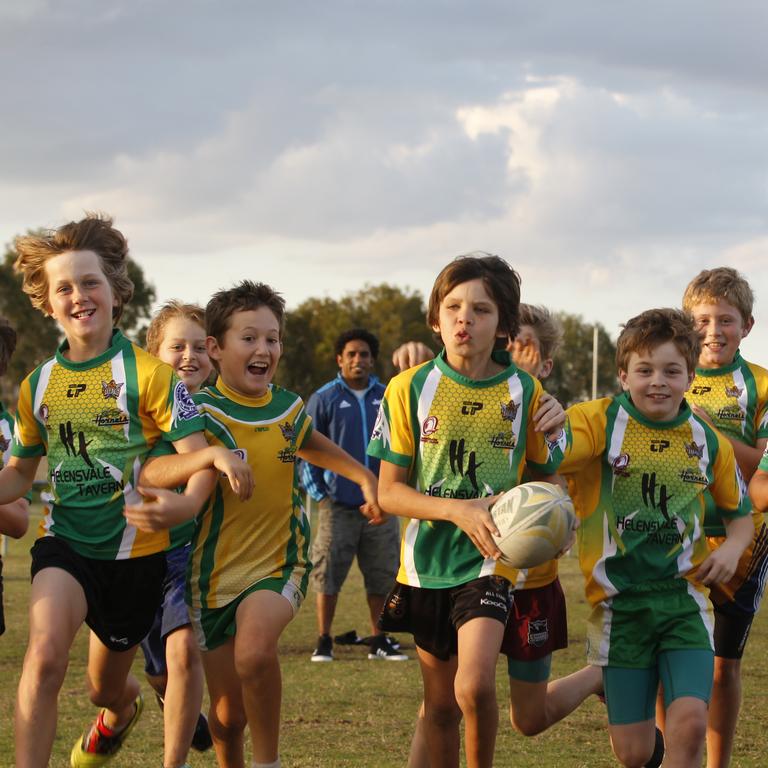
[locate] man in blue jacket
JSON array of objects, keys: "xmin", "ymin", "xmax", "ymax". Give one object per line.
[{"xmin": 303, "ymin": 328, "xmax": 406, "ymax": 662}]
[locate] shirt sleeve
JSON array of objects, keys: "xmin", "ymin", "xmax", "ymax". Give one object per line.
[
  {"xmin": 558, "ymin": 401, "xmax": 606, "ymax": 475},
  {"xmin": 367, "ymin": 374, "xmax": 414, "ymax": 469},
  {"xmin": 710, "ymin": 430, "xmax": 751, "ymax": 520},
  {"xmin": 11, "ymin": 376, "xmax": 46, "ymax": 459},
  {"xmin": 144, "ymin": 363, "xmax": 205, "ymax": 442},
  {"xmin": 525, "ymin": 379, "xmax": 566, "ymax": 475}
]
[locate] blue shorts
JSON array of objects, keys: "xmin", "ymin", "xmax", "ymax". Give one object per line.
[{"xmin": 140, "ymin": 544, "xmax": 192, "ymax": 676}]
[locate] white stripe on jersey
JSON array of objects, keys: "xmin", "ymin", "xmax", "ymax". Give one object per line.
[
  {"xmin": 505, "ymin": 374, "xmax": 525, "ymax": 471},
  {"xmin": 402, "ymin": 519, "xmax": 421, "ymax": 587},
  {"xmin": 32, "ymin": 359, "xmax": 55, "ymax": 432},
  {"xmin": 110, "ymin": 351, "xmax": 130, "ymax": 441},
  {"xmin": 732, "ymin": 368, "xmax": 749, "ymax": 438}
]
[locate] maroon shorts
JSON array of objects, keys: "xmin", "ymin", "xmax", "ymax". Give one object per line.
[{"xmin": 500, "ymin": 577, "xmax": 568, "ymax": 661}]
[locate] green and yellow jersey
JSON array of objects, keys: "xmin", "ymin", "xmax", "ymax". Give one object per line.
[
  {"xmin": 186, "ymin": 378, "xmax": 312, "ymax": 611},
  {"xmin": 12, "ymin": 330, "xmax": 203, "ymax": 559},
  {"xmin": 562, "ymin": 393, "xmax": 749, "ymax": 607},
  {"xmin": 0, "ymin": 402, "xmax": 13, "ymax": 470},
  {"xmin": 367, "ymin": 349, "xmax": 565, "ymax": 589}
]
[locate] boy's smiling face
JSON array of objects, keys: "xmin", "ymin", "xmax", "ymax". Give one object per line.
[
  {"xmin": 433, "ymin": 278, "xmax": 504, "ymax": 373},
  {"xmin": 207, "ymin": 307, "xmax": 282, "ymax": 398},
  {"xmin": 158, "ymin": 316, "xmax": 212, "ymax": 394},
  {"xmin": 44, "ymin": 249, "xmax": 118, "ymax": 360},
  {"xmin": 689, "ymin": 299, "xmax": 753, "ymax": 370},
  {"xmin": 619, "ymin": 340, "xmax": 694, "ymax": 422}
]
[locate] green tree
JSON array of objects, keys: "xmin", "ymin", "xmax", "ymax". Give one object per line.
[
  {"xmin": 280, "ymin": 284, "xmax": 433, "ymax": 398},
  {"xmin": 546, "ymin": 312, "xmax": 618, "ymax": 406},
  {"xmin": 0, "ymin": 239, "xmax": 156, "ymax": 400}
]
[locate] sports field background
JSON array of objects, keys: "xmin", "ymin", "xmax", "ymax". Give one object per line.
[{"xmin": 0, "ymin": 508, "xmax": 765, "ymax": 767}]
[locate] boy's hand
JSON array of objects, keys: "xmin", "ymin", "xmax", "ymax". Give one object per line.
[
  {"xmin": 696, "ymin": 540, "xmax": 741, "ymax": 586},
  {"xmin": 510, "ymin": 338, "xmax": 542, "ymax": 376},
  {"xmin": 450, "ymin": 495, "xmax": 503, "ymax": 560},
  {"xmin": 533, "ymin": 393, "xmax": 565, "ymax": 439},
  {"xmin": 124, "ymin": 487, "xmax": 196, "ymax": 532},
  {"xmin": 391, "ymin": 341, "xmax": 434, "ymax": 372},
  {"xmin": 690, "ymin": 404, "xmax": 715, "ymax": 429},
  {"xmin": 359, "ymin": 474, "xmax": 386, "ymax": 524},
  {"xmin": 211, "ymin": 447, "xmax": 254, "ymax": 501},
  {"xmin": 555, "ymin": 516, "xmax": 579, "ymax": 558}
]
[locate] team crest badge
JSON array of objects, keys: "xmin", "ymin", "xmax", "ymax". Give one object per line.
[
  {"xmin": 101, "ymin": 379, "xmax": 124, "ymax": 399},
  {"xmin": 279, "ymin": 421, "xmax": 295, "ymax": 442},
  {"xmin": 684, "ymin": 441, "xmax": 704, "ymax": 459},
  {"xmin": 725, "ymin": 385, "xmax": 743, "ymax": 398},
  {"xmin": 611, "ymin": 453, "xmax": 631, "ymax": 477},
  {"xmin": 421, "ymin": 416, "xmax": 439, "ymax": 437},
  {"xmin": 174, "ymin": 381, "xmax": 199, "ymax": 421},
  {"xmin": 500, "ymin": 399, "xmax": 519, "ymax": 422},
  {"xmin": 527, "ymin": 618, "xmax": 549, "ymax": 647}
]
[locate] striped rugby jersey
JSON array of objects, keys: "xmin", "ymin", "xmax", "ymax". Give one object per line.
[
  {"xmin": 186, "ymin": 378, "xmax": 312, "ymax": 611},
  {"xmin": 367, "ymin": 350, "xmax": 565, "ymax": 589},
  {"xmin": 12, "ymin": 330, "xmax": 203, "ymax": 559},
  {"xmin": 561, "ymin": 393, "xmax": 749, "ymax": 607}
]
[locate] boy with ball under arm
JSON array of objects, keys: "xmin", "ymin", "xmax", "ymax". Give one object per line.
[
  {"xmin": 368, "ymin": 254, "xmax": 567, "ymax": 768},
  {"xmin": 560, "ymin": 308, "xmax": 753, "ymax": 768}
]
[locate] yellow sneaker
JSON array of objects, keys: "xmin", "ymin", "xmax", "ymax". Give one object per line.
[{"xmin": 70, "ymin": 694, "xmax": 143, "ymax": 767}]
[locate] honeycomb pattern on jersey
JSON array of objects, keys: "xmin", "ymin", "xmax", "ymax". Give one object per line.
[
  {"xmin": 417, "ymin": 375, "xmax": 527, "ymax": 497},
  {"xmin": 689, "ymin": 371, "xmax": 750, "ymax": 444}
]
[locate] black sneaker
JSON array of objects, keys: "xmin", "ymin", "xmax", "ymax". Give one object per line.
[
  {"xmin": 334, "ymin": 629, "xmax": 364, "ymax": 645},
  {"xmin": 361, "ymin": 633, "xmax": 401, "ymax": 650},
  {"xmin": 644, "ymin": 727, "xmax": 665, "ymax": 768},
  {"xmin": 190, "ymin": 711, "xmax": 213, "ymax": 752},
  {"xmin": 311, "ymin": 634, "xmax": 334, "ymax": 662},
  {"xmin": 368, "ymin": 634, "xmax": 408, "ymax": 661}
]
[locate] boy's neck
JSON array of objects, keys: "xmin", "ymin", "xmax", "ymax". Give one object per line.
[
  {"xmin": 442, "ymin": 349, "xmax": 505, "ymax": 381},
  {"xmin": 61, "ymin": 327, "xmax": 116, "ymax": 363},
  {"xmin": 696, "ymin": 349, "xmax": 740, "ymax": 372}
]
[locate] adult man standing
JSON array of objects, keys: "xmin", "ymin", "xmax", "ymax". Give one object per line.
[{"xmin": 303, "ymin": 329, "xmax": 407, "ymax": 662}]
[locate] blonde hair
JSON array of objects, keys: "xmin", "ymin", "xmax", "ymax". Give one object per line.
[
  {"xmin": 682, "ymin": 267, "xmax": 754, "ymax": 325},
  {"xmin": 145, "ymin": 301, "xmax": 206, "ymax": 357},
  {"xmin": 518, "ymin": 304, "xmax": 563, "ymax": 360},
  {"xmin": 14, "ymin": 213, "xmax": 134, "ymax": 323}
]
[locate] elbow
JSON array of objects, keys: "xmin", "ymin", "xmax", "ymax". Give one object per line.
[{"xmin": 5, "ymin": 501, "xmax": 29, "ymax": 539}]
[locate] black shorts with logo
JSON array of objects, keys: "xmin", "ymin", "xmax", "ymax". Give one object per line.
[
  {"xmin": 379, "ymin": 575, "xmax": 512, "ymax": 661},
  {"xmin": 31, "ymin": 536, "xmax": 166, "ymax": 652}
]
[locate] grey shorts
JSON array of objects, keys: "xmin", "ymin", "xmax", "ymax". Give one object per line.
[{"xmin": 310, "ymin": 499, "xmax": 399, "ymax": 596}]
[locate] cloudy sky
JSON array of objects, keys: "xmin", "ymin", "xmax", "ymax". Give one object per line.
[{"xmin": 2, "ymin": 1, "xmax": 767, "ymax": 359}]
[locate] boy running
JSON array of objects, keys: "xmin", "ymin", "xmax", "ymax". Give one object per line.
[
  {"xmin": 368, "ymin": 254, "xmax": 566, "ymax": 768},
  {"xmin": 561, "ymin": 308, "xmax": 753, "ymax": 768},
  {"xmin": 0, "ymin": 215, "xmax": 247, "ymax": 768},
  {"xmin": 679, "ymin": 268, "xmax": 768, "ymax": 768},
  {"xmin": 127, "ymin": 280, "xmax": 382, "ymax": 768}
]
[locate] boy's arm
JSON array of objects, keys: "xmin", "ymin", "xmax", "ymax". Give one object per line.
[
  {"xmin": 391, "ymin": 341, "xmax": 434, "ymax": 372},
  {"xmin": 0, "ymin": 456, "xmax": 40, "ymax": 506},
  {"xmin": 377, "ymin": 459, "xmax": 503, "ymax": 560},
  {"xmin": 749, "ymin": 468, "xmax": 768, "ymax": 512},
  {"xmin": 296, "ymin": 430, "xmax": 382, "ymax": 521},
  {"xmin": 125, "ymin": 467, "xmax": 217, "ymax": 532},
  {"xmin": 696, "ymin": 514, "xmax": 754, "ymax": 586},
  {"xmin": 0, "ymin": 498, "xmax": 30, "ymax": 539},
  {"xmin": 141, "ymin": 433, "xmax": 254, "ymax": 501},
  {"xmin": 531, "ymin": 393, "xmax": 565, "ymax": 439}
]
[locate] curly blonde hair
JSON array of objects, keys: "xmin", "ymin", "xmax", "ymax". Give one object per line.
[
  {"xmin": 145, "ymin": 301, "xmax": 206, "ymax": 357},
  {"xmin": 14, "ymin": 212, "xmax": 134, "ymax": 324}
]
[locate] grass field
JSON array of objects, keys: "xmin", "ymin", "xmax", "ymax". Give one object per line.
[{"xmin": 1, "ymin": 510, "xmax": 766, "ymax": 767}]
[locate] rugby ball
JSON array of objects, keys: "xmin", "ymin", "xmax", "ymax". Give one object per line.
[{"xmin": 490, "ymin": 481, "xmax": 576, "ymax": 569}]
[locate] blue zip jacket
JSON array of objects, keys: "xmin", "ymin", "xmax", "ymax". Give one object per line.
[{"xmin": 301, "ymin": 374, "xmax": 384, "ymax": 507}]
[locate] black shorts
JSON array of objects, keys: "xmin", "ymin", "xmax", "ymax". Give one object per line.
[
  {"xmin": 379, "ymin": 576, "xmax": 512, "ymax": 661},
  {"xmin": 30, "ymin": 537, "xmax": 166, "ymax": 652},
  {"xmin": 712, "ymin": 604, "xmax": 755, "ymax": 660}
]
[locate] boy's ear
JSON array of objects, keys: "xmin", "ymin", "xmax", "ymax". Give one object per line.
[
  {"xmin": 539, "ymin": 358, "xmax": 554, "ymax": 379},
  {"xmin": 206, "ymin": 336, "xmax": 222, "ymax": 362},
  {"xmin": 618, "ymin": 369, "xmax": 630, "ymax": 392},
  {"xmin": 742, "ymin": 315, "xmax": 755, "ymax": 338}
]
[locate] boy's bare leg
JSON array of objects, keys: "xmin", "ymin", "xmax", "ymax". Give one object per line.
[
  {"xmin": 665, "ymin": 696, "xmax": 708, "ymax": 768},
  {"xmin": 607, "ymin": 719, "xmax": 658, "ymax": 768},
  {"xmin": 508, "ymin": 664, "xmax": 603, "ymax": 735},
  {"xmin": 203, "ymin": 639, "xmax": 247, "ymax": 768},
  {"xmin": 417, "ymin": 647, "xmax": 461, "ymax": 768},
  {"xmin": 407, "ymin": 701, "xmax": 429, "ymax": 768},
  {"xmin": 15, "ymin": 568, "xmax": 87, "ymax": 768},
  {"xmin": 85, "ymin": 632, "xmax": 141, "ymax": 728},
  {"xmin": 161, "ymin": 626, "xmax": 205, "ymax": 767},
  {"xmin": 235, "ymin": 590, "xmax": 294, "ymax": 764},
  {"xmin": 706, "ymin": 656, "xmax": 741, "ymax": 768},
  {"xmin": 455, "ymin": 617, "xmax": 505, "ymax": 768}
]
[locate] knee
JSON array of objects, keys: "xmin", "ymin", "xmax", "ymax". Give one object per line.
[
  {"xmin": 424, "ymin": 700, "xmax": 462, "ymax": 731},
  {"xmin": 713, "ymin": 657, "xmax": 740, "ymax": 688},
  {"xmin": 234, "ymin": 644, "xmax": 277, "ymax": 682},
  {"xmin": 611, "ymin": 739, "xmax": 655, "ymax": 768},
  {"xmin": 22, "ymin": 641, "xmax": 69, "ymax": 691},
  {"xmin": 673, "ymin": 707, "xmax": 707, "ymax": 752},
  {"xmin": 454, "ymin": 674, "xmax": 496, "ymax": 714},
  {"xmin": 165, "ymin": 631, "xmax": 202, "ymax": 677},
  {"xmin": 209, "ymin": 695, "xmax": 247, "ymax": 736},
  {"xmin": 510, "ymin": 706, "xmax": 547, "ymax": 737}
]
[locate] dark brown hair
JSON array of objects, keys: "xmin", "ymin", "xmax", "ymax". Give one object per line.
[
  {"xmin": 616, "ymin": 308, "xmax": 700, "ymax": 374},
  {"xmin": 206, "ymin": 280, "xmax": 286, "ymax": 345}
]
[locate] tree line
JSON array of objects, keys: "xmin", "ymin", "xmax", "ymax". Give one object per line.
[{"xmin": 0, "ymin": 239, "xmax": 618, "ymax": 406}]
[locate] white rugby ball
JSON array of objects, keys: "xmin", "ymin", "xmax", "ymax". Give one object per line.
[{"xmin": 490, "ymin": 481, "xmax": 576, "ymax": 569}]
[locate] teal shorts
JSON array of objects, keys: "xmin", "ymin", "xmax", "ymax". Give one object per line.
[
  {"xmin": 507, "ymin": 654, "xmax": 552, "ymax": 683},
  {"xmin": 603, "ymin": 649, "xmax": 714, "ymax": 725},
  {"xmin": 189, "ymin": 572, "xmax": 305, "ymax": 651},
  {"xmin": 586, "ymin": 582, "xmax": 713, "ymax": 668}
]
